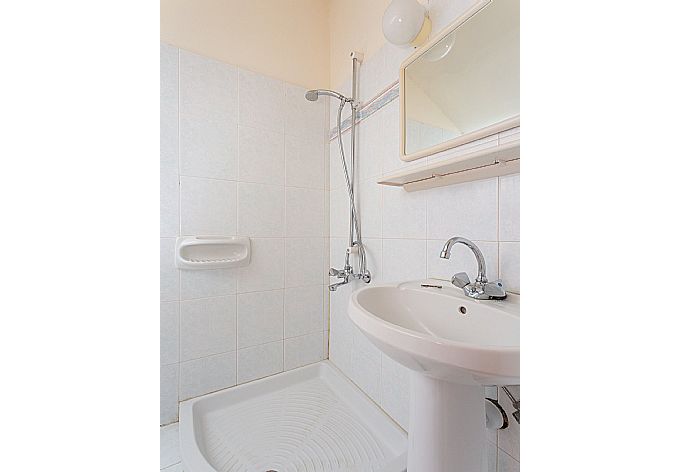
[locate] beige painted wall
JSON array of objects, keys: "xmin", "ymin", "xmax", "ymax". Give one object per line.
[
  {"xmin": 160, "ymin": 0, "xmax": 330, "ymax": 89},
  {"xmin": 328, "ymin": 0, "xmax": 390, "ymax": 87}
]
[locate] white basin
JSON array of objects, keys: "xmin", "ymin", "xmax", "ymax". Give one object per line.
[
  {"xmin": 349, "ymin": 279, "xmax": 519, "ymax": 385},
  {"xmin": 348, "ymin": 279, "xmax": 520, "ymax": 472}
]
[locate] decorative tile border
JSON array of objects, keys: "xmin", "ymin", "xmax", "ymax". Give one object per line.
[{"xmin": 328, "ymin": 82, "xmax": 400, "ymax": 141}]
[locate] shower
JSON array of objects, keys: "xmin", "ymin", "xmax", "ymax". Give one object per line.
[
  {"xmin": 305, "ymin": 54, "xmax": 370, "ymax": 291},
  {"xmin": 305, "ymin": 89, "xmax": 348, "ymax": 102}
]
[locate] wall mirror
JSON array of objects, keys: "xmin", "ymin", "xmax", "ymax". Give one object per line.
[{"xmin": 400, "ymin": 0, "xmax": 519, "ymax": 161}]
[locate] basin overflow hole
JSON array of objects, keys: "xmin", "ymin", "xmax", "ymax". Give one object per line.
[{"xmin": 458, "ymin": 306, "xmax": 467, "ymax": 315}]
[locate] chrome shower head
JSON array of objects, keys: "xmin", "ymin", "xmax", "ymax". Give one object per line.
[
  {"xmin": 305, "ymin": 90, "xmax": 320, "ymax": 101},
  {"xmin": 304, "ymin": 89, "xmax": 350, "ymax": 102}
]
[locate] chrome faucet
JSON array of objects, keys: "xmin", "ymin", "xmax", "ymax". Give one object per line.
[
  {"xmin": 439, "ymin": 237, "xmax": 507, "ymax": 300},
  {"xmin": 328, "ymin": 266, "xmax": 352, "ymax": 292},
  {"xmin": 328, "ymin": 258, "xmax": 371, "ymax": 292}
]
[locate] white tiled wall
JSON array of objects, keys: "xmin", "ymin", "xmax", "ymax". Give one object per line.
[
  {"xmin": 160, "ymin": 44, "xmax": 329, "ymax": 426},
  {"xmin": 326, "ymin": 1, "xmax": 520, "ymax": 470}
]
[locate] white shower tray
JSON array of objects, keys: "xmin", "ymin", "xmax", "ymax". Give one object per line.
[{"xmin": 179, "ymin": 361, "xmax": 407, "ymax": 472}]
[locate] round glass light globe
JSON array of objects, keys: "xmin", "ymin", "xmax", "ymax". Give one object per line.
[{"xmin": 382, "ymin": 0, "xmax": 426, "ymax": 46}]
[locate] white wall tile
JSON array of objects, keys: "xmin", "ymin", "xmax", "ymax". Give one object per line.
[
  {"xmin": 285, "ymin": 238, "xmax": 324, "ymax": 288},
  {"xmin": 179, "ymin": 50, "xmax": 238, "ymax": 122},
  {"xmin": 160, "ymin": 423, "xmax": 180, "ymax": 469},
  {"xmin": 486, "ymin": 441, "xmax": 498, "ymax": 472},
  {"xmin": 356, "ymin": 111, "xmax": 383, "ymax": 181},
  {"xmin": 359, "ymin": 238, "xmax": 383, "ymax": 282},
  {"xmin": 382, "ymin": 185, "xmax": 427, "ymax": 239},
  {"xmin": 180, "ymin": 177, "xmax": 237, "ymax": 236},
  {"xmin": 427, "ymin": 240, "xmax": 499, "ymax": 282},
  {"xmin": 327, "ymin": 283, "xmax": 354, "ymax": 372},
  {"xmin": 328, "ymin": 332, "xmax": 353, "ymax": 378},
  {"xmin": 499, "ymin": 242, "xmax": 520, "ymax": 293},
  {"xmin": 238, "ymin": 68, "xmax": 285, "ymax": 133},
  {"xmin": 237, "ymin": 238, "xmax": 285, "ymax": 292},
  {"xmin": 498, "ymin": 448, "xmax": 519, "ymax": 472},
  {"xmin": 160, "ymin": 44, "xmax": 179, "ymax": 171},
  {"xmin": 350, "ymin": 344, "xmax": 382, "ymax": 403},
  {"xmin": 238, "ymin": 125, "xmax": 285, "ymax": 185},
  {"xmin": 327, "ymin": 289, "xmax": 350, "ymax": 332},
  {"xmin": 237, "ymin": 290, "xmax": 284, "ymax": 348},
  {"xmin": 160, "ymin": 166, "xmax": 179, "ymax": 237},
  {"xmin": 285, "ymin": 133, "xmax": 325, "ymax": 189},
  {"xmin": 329, "ymin": 131, "xmax": 351, "ymax": 190},
  {"xmin": 499, "ymin": 174, "xmax": 520, "ymax": 241},
  {"xmin": 237, "ymin": 341, "xmax": 284, "ymax": 384},
  {"xmin": 322, "ymin": 285, "xmax": 330, "ymax": 330},
  {"xmin": 180, "ymin": 117, "xmax": 238, "ymax": 180},
  {"xmin": 161, "ymin": 302, "xmax": 179, "ymax": 366},
  {"xmin": 237, "ymin": 182, "xmax": 285, "ymax": 237},
  {"xmin": 180, "ymin": 295, "xmax": 237, "ymax": 361},
  {"xmin": 284, "ymin": 285, "xmax": 324, "ymax": 338},
  {"xmin": 359, "ymin": 178, "xmax": 383, "ymax": 238},
  {"xmin": 179, "ymin": 50, "xmax": 238, "ymax": 180},
  {"xmin": 353, "ymin": 323, "xmax": 383, "ymax": 360},
  {"xmin": 179, "ymin": 351, "xmax": 237, "ymax": 400},
  {"xmin": 427, "ymin": 178, "xmax": 498, "ymax": 241},
  {"xmin": 329, "ymin": 188, "xmax": 349, "ymax": 238},
  {"xmin": 285, "ymin": 332, "xmax": 324, "ymax": 370},
  {"xmin": 322, "ymin": 196, "xmax": 330, "ymax": 247},
  {"xmin": 322, "ymin": 329, "xmax": 329, "ymax": 357},
  {"xmin": 286, "ymin": 188, "xmax": 325, "ymax": 237},
  {"xmin": 382, "ymin": 239, "xmax": 427, "ymax": 283},
  {"xmin": 160, "ymin": 364, "xmax": 179, "ymax": 425},
  {"xmin": 359, "ymin": 48, "xmax": 386, "ymax": 103},
  {"xmin": 180, "ymin": 268, "xmax": 237, "ymax": 300},
  {"xmin": 329, "ymin": 237, "xmax": 348, "ymax": 272},
  {"xmin": 285, "ymin": 83, "xmax": 325, "ymax": 140},
  {"xmin": 160, "ymin": 238, "xmax": 179, "ymax": 302}
]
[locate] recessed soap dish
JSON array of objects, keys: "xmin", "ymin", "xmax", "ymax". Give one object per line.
[{"xmin": 175, "ymin": 236, "xmax": 251, "ymax": 270}]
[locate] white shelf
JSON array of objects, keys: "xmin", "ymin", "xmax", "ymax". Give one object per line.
[
  {"xmin": 175, "ymin": 236, "xmax": 251, "ymax": 270},
  {"xmin": 378, "ymin": 141, "xmax": 519, "ymax": 192}
]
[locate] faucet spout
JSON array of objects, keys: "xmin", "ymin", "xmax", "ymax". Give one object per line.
[
  {"xmin": 440, "ymin": 236, "xmax": 506, "ymax": 300},
  {"xmin": 329, "ymin": 279, "xmax": 349, "ymax": 291},
  {"xmin": 440, "ymin": 237, "xmax": 488, "ymax": 283}
]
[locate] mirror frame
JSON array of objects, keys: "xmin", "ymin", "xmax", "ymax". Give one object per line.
[{"xmin": 399, "ymin": 0, "xmax": 520, "ymax": 162}]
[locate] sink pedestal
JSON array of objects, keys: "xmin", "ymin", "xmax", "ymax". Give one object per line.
[{"xmin": 407, "ymin": 373, "xmax": 486, "ymax": 472}]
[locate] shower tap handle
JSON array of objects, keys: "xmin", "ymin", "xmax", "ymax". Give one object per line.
[{"xmin": 329, "ymin": 267, "xmax": 349, "ymax": 279}]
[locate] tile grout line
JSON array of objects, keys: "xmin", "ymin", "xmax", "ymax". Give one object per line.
[
  {"xmin": 281, "ymin": 82, "xmax": 287, "ymax": 376},
  {"xmin": 176, "ymin": 46, "xmax": 182, "ymax": 420},
  {"xmin": 497, "ymin": 176, "xmax": 502, "ymax": 281}
]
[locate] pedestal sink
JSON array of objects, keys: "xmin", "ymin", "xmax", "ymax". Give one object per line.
[{"xmin": 348, "ymin": 279, "xmax": 519, "ymax": 472}]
